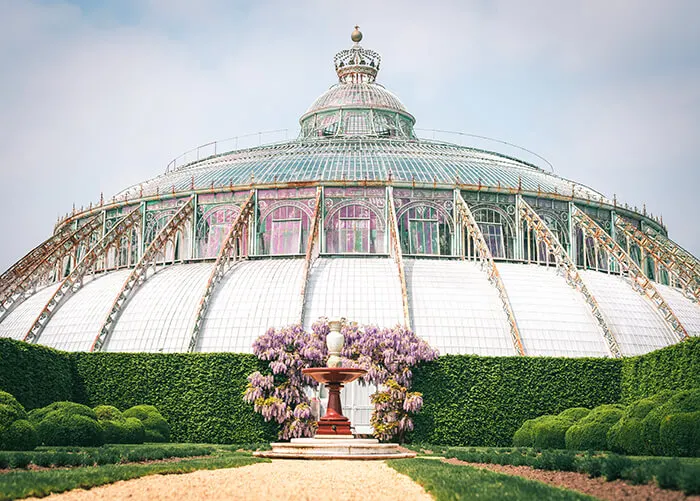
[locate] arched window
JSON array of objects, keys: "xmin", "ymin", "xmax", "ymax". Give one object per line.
[
  {"xmin": 471, "ymin": 206, "xmax": 515, "ymax": 259},
  {"xmin": 397, "ymin": 203, "xmax": 453, "ymax": 255},
  {"xmin": 258, "ymin": 202, "xmax": 311, "ymax": 255},
  {"xmin": 196, "ymin": 206, "xmax": 241, "ymax": 258},
  {"xmin": 325, "ymin": 202, "xmax": 385, "ymax": 254}
]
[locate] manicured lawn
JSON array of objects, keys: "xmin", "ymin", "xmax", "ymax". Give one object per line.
[
  {"xmin": 0, "ymin": 445, "xmax": 268, "ymax": 501},
  {"xmin": 387, "ymin": 458, "xmax": 595, "ymax": 500}
]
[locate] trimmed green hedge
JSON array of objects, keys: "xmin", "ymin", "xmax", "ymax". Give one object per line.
[
  {"xmin": 0, "ymin": 337, "xmax": 698, "ymax": 447},
  {"xmin": 412, "ymin": 355, "xmax": 622, "ymax": 446},
  {"xmin": 72, "ymin": 352, "xmax": 277, "ymax": 444},
  {"xmin": 621, "ymin": 338, "xmax": 700, "ymax": 403},
  {"xmin": 0, "ymin": 339, "xmax": 74, "ymax": 410}
]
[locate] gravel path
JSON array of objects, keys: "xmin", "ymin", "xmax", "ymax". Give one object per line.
[{"xmin": 26, "ymin": 460, "xmax": 433, "ymax": 501}]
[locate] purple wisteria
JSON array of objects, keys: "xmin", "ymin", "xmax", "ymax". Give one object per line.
[{"xmin": 244, "ymin": 320, "xmax": 438, "ymax": 442}]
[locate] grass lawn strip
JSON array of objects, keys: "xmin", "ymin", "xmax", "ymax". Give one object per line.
[
  {"xmin": 0, "ymin": 452, "xmax": 267, "ymax": 501},
  {"xmin": 440, "ymin": 458, "xmax": 694, "ymax": 501},
  {"xmin": 387, "ymin": 458, "xmax": 596, "ymax": 501}
]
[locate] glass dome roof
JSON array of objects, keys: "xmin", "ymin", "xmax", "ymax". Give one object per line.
[{"xmin": 298, "ymin": 30, "xmax": 415, "ymax": 139}]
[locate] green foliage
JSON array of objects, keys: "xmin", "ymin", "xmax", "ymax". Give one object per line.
[
  {"xmin": 641, "ymin": 388, "xmax": 700, "ymax": 456},
  {"xmin": 387, "ymin": 458, "xmax": 593, "ymax": 501},
  {"xmin": 122, "ymin": 405, "xmax": 169, "ymax": 443},
  {"xmin": 94, "ymin": 405, "xmax": 123, "ymax": 421},
  {"xmin": 600, "ymin": 453, "xmax": 631, "ymax": 481},
  {"xmin": 93, "ymin": 405, "xmax": 145, "ymax": 445},
  {"xmin": 659, "ymin": 411, "xmax": 700, "ymax": 457},
  {"xmin": 30, "ymin": 402, "xmax": 104, "ymax": 447},
  {"xmin": 73, "ymin": 352, "xmax": 277, "ymax": 444},
  {"xmin": 513, "ymin": 418, "xmax": 538, "ymax": 447},
  {"xmin": 557, "ymin": 407, "xmax": 590, "ymax": 422},
  {"xmin": 0, "ymin": 391, "xmax": 38, "ymax": 451},
  {"xmin": 607, "ymin": 395, "xmax": 659, "ymax": 455},
  {"xmin": 0, "ymin": 339, "xmax": 75, "ymax": 411},
  {"xmin": 531, "ymin": 416, "xmax": 573, "ymax": 450},
  {"xmin": 1, "ymin": 420, "xmax": 38, "ymax": 451},
  {"xmin": 565, "ymin": 404, "xmax": 624, "ymax": 451},
  {"xmin": 621, "ymin": 338, "xmax": 700, "ymax": 403},
  {"xmin": 412, "ymin": 355, "xmax": 622, "ymax": 447}
]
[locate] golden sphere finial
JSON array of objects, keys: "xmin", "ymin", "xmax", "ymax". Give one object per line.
[{"xmin": 351, "ymin": 25, "xmax": 362, "ymax": 43}]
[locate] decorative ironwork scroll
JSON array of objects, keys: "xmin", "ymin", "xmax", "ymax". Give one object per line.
[
  {"xmin": 572, "ymin": 206, "xmax": 689, "ymax": 341},
  {"xmin": 615, "ymin": 215, "xmax": 700, "ymax": 303},
  {"xmin": 456, "ymin": 192, "xmax": 525, "ymax": 355},
  {"xmin": 299, "ymin": 187, "xmax": 323, "ymax": 327},
  {"xmin": 90, "ymin": 196, "xmax": 195, "ymax": 352},
  {"xmin": 519, "ymin": 199, "xmax": 622, "ymax": 358},
  {"xmin": 22, "ymin": 207, "xmax": 142, "ymax": 344},
  {"xmin": 387, "ymin": 187, "xmax": 411, "ymax": 329},
  {"xmin": 186, "ymin": 192, "xmax": 255, "ymax": 352},
  {"xmin": 0, "ymin": 215, "xmax": 104, "ymax": 323}
]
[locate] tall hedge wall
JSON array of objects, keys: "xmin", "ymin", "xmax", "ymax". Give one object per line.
[
  {"xmin": 0, "ymin": 337, "xmax": 698, "ymax": 446},
  {"xmin": 0, "ymin": 338, "xmax": 75, "ymax": 409},
  {"xmin": 71, "ymin": 352, "xmax": 277, "ymax": 444},
  {"xmin": 620, "ymin": 337, "xmax": 700, "ymax": 403},
  {"xmin": 411, "ymin": 355, "xmax": 622, "ymax": 446}
]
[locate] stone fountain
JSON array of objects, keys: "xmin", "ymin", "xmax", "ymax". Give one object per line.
[{"xmin": 255, "ymin": 319, "xmax": 415, "ymax": 460}]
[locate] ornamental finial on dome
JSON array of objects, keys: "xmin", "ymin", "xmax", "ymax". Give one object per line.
[{"xmin": 334, "ymin": 27, "xmax": 381, "ymax": 83}]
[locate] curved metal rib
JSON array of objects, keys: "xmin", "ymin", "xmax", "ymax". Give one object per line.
[
  {"xmin": 187, "ymin": 191, "xmax": 255, "ymax": 352},
  {"xmin": 90, "ymin": 196, "xmax": 195, "ymax": 352},
  {"xmin": 572, "ymin": 206, "xmax": 689, "ymax": 341},
  {"xmin": 299, "ymin": 187, "xmax": 322, "ymax": 327},
  {"xmin": 0, "ymin": 215, "xmax": 103, "ymax": 323},
  {"xmin": 519, "ymin": 199, "xmax": 621, "ymax": 358},
  {"xmin": 23, "ymin": 208, "xmax": 142, "ymax": 344},
  {"xmin": 387, "ymin": 187, "xmax": 411, "ymax": 329},
  {"xmin": 615, "ymin": 216, "xmax": 699, "ymax": 302},
  {"xmin": 0, "ymin": 221, "xmax": 77, "ymax": 292},
  {"xmin": 456, "ymin": 192, "xmax": 525, "ymax": 355}
]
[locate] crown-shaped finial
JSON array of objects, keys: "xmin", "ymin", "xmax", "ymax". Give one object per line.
[{"xmin": 333, "ymin": 26, "xmax": 381, "ymax": 83}]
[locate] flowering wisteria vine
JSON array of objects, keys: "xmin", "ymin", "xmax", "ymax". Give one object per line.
[{"xmin": 244, "ymin": 320, "xmax": 438, "ymax": 442}]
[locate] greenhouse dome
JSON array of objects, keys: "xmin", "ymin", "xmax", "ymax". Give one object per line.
[{"xmin": 1, "ymin": 27, "xmax": 698, "ymax": 363}]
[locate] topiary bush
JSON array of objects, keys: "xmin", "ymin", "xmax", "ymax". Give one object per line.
[
  {"xmin": 29, "ymin": 401, "xmax": 104, "ymax": 447},
  {"xmin": 565, "ymin": 404, "xmax": 624, "ymax": 451},
  {"xmin": 531, "ymin": 416, "xmax": 572, "ymax": 449},
  {"xmin": 0, "ymin": 391, "xmax": 38, "ymax": 451},
  {"xmin": 557, "ymin": 407, "xmax": 590, "ymax": 422},
  {"xmin": 123, "ymin": 405, "xmax": 169, "ymax": 442},
  {"xmin": 94, "ymin": 405, "xmax": 146, "ymax": 444},
  {"xmin": 659, "ymin": 411, "xmax": 700, "ymax": 457},
  {"xmin": 641, "ymin": 388, "xmax": 700, "ymax": 456},
  {"xmin": 607, "ymin": 392, "xmax": 669, "ymax": 455},
  {"xmin": 512, "ymin": 418, "xmax": 538, "ymax": 447}
]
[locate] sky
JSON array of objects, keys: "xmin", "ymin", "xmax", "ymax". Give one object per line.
[{"xmin": 1, "ymin": 0, "xmax": 699, "ymax": 272}]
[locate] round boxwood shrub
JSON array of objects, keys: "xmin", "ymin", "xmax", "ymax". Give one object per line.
[
  {"xmin": 30, "ymin": 402, "xmax": 104, "ymax": 447},
  {"xmin": 95, "ymin": 405, "xmax": 146, "ymax": 445},
  {"xmin": 558, "ymin": 407, "xmax": 590, "ymax": 422},
  {"xmin": 659, "ymin": 411, "xmax": 700, "ymax": 457},
  {"xmin": 123, "ymin": 405, "xmax": 169, "ymax": 442},
  {"xmin": 94, "ymin": 405, "xmax": 123, "ymax": 422},
  {"xmin": 641, "ymin": 389, "xmax": 700, "ymax": 456},
  {"xmin": 513, "ymin": 417, "xmax": 540, "ymax": 447},
  {"xmin": 607, "ymin": 394, "xmax": 666, "ymax": 455},
  {"xmin": 565, "ymin": 404, "xmax": 624, "ymax": 451},
  {"xmin": 0, "ymin": 391, "xmax": 38, "ymax": 451},
  {"xmin": 532, "ymin": 416, "xmax": 572, "ymax": 449}
]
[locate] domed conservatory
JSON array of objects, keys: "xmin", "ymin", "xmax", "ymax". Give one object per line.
[{"xmin": 1, "ymin": 28, "xmax": 699, "ymax": 364}]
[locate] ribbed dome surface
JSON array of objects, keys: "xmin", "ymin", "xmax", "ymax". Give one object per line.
[{"xmin": 302, "ymin": 83, "xmax": 410, "ymax": 117}]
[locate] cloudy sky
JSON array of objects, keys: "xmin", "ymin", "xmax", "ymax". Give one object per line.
[{"xmin": 1, "ymin": 0, "xmax": 698, "ymax": 271}]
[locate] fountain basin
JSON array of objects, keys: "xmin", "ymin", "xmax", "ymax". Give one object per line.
[{"xmin": 302, "ymin": 367, "xmax": 366, "ymax": 384}]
